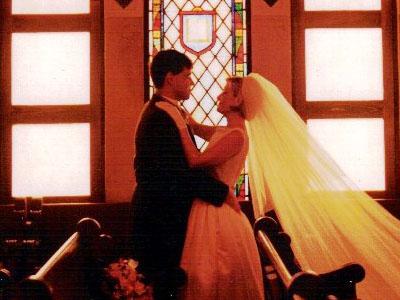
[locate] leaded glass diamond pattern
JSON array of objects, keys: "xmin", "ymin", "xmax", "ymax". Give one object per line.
[
  {"xmin": 199, "ymin": 70, "xmax": 214, "ymax": 91},
  {"xmin": 191, "ymin": 84, "xmax": 207, "ymax": 105},
  {"xmin": 159, "ymin": 0, "xmax": 245, "ymax": 128},
  {"xmin": 149, "ymin": 0, "xmax": 248, "ymax": 201}
]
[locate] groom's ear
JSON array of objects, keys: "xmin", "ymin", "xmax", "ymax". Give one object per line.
[{"xmin": 164, "ymin": 72, "xmax": 174, "ymax": 87}]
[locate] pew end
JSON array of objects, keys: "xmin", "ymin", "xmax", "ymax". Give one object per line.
[
  {"xmin": 14, "ymin": 218, "xmax": 116, "ymax": 300},
  {"xmin": 254, "ymin": 216, "xmax": 365, "ymax": 300}
]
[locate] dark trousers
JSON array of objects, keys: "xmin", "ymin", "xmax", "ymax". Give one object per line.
[
  {"xmin": 151, "ymin": 267, "xmax": 187, "ymax": 300},
  {"xmin": 153, "ymin": 285, "xmax": 179, "ymax": 300}
]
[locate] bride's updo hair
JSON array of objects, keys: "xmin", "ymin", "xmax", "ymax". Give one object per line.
[
  {"xmin": 227, "ymin": 76, "xmax": 242, "ymax": 97},
  {"xmin": 226, "ymin": 73, "xmax": 267, "ymax": 120},
  {"xmin": 225, "ymin": 77, "xmax": 244, "ymax": 117}
]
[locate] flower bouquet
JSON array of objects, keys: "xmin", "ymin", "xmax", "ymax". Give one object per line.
[{"xmin": 102, "ymin": 258, "xmax": 153, "ymax": 300}]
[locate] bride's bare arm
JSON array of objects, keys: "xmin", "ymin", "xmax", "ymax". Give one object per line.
[{"xmin": 179, "ymin": 127, "xmax": 244, "ymax": 168}]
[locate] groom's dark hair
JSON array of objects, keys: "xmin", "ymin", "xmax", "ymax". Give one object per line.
[{"xmin": 150, "ymin": 49, "xmax": 193, "ymax": 88}]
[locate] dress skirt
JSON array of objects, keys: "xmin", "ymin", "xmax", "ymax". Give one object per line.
[{"xmin": 180, "ymin": 200, "xmax": 264, "ymax": 300}]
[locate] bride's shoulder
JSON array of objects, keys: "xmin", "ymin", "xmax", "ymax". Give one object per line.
[{"xmin": 217, "ymin": 126, "xmax": 246, "ymax": 136}]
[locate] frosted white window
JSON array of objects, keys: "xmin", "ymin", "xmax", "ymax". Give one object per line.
[
  {"xmin": 307, "ymin": 118, "xmax": 385, "ymax": 191},
  {"xmin": 12, "ymin": 123, "xmax": 90, "ymax": 197},
  {"xmin": 12, "ymin": 32, "xmax": 90, "ymax": 105},
  {"xmin": 12, "ymin": 0, "xmax": 90, "ymax": 14},
  {"xmin": 305, "ymin": 0, "xmax": 381, "ymax": 11},
  {"xmin": 306, "ymin": 28, "xmax": 383, "ymax": 101}
]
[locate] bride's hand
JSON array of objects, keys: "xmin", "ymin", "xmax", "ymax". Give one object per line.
[{"xmin": 225, "ymin": 189, "xmax": 241, "ymax": 213}]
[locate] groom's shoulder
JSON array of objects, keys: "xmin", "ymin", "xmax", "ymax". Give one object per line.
[{"xmin": 141, "ymin": 97, "xmax": 173, "ymax": 124}]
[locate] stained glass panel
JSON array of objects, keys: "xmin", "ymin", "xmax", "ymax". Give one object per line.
[{"xmin": 148, "ymin": 0, "xmax": 248, "ymax": 200}]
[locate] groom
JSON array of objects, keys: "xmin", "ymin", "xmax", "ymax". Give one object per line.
[{"xmin": 131, "ymin": 49, "xmax": 234, "ymax": 299}]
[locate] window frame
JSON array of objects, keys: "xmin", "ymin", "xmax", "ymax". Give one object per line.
[
  {"xmin": 291, "ymin": 0, "xmax": 398, "ymax": 199},
  {"xmin": 0, "ymin": 0, "xmax": 104, "ymax": 204}
]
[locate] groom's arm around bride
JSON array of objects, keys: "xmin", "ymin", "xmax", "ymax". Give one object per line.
[{"xmin": 131, "ymin": 49, "xmax": 233, "ymax": 299}]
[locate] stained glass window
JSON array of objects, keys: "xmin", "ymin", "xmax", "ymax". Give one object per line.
[{"xmin": 148, "ymin": 0, "xmax": 248, "ymax": 200}]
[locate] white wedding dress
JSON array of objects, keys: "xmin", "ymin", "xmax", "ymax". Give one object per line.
[{"xmin": 180, "ymin": 128, "xmax": 264, "ymax": 300}]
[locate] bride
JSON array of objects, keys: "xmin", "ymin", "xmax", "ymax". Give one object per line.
[
  {"xmin": 159, "ymin": 73, "xmax": 400, "ymax": 299},
  {"xmin": 155, "ymin": 77, "xmax": 264, "ymax": 300},
  {"xmin": 160, "ymin": 73, "xmax": 400, "ymax": 299}
]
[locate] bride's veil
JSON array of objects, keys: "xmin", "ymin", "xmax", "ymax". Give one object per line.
[{"xmin": 243, "ymin": 73, "xmax": 400, "ymax": 299}]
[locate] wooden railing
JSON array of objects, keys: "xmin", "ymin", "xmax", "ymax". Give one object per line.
[
  {"xmin": 16, "ymin": 218, "xmax": 113, "ymax": 300},
  {"xmin": 254, "ymin": 216, "xmax": 365, "ymax": 299}
]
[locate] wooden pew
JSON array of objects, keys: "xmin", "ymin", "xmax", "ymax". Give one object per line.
[
  {"xmin": 15, "ymin": 218, "xmax": 115, "ymax": 300},
  {"xmin": 0, "ymin": 267, "xmax": 13, "ymax": 299},
  {"xmin": 15, "ymin": 214, "xmax": 365, "ymax": 299},
  {"xmin": 254, "ymin": 216, "xmax": 365, "ymax": 300}
]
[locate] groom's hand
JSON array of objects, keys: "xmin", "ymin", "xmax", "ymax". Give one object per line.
[
  {"xmin": 184, "ymin": 112, "xmax": 196, "ymax": 126},
  {"xmin": 225, "ymin": 189, "xmax": 241, "ymax": 213}
]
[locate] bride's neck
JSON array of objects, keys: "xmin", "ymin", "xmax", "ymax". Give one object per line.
[{"xmin": 226, "ymin": 112, "xmax": 245, "ymax": 130}]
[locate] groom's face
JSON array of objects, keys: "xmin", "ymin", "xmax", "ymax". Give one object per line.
[{"xmin": 169, "ymin": 67, "xmax": 194, "ymax": 101}]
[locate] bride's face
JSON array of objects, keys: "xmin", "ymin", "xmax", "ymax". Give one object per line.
[{"xmin": 217, "ymin": 81, "xmax": 240, "ymax": 114}]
